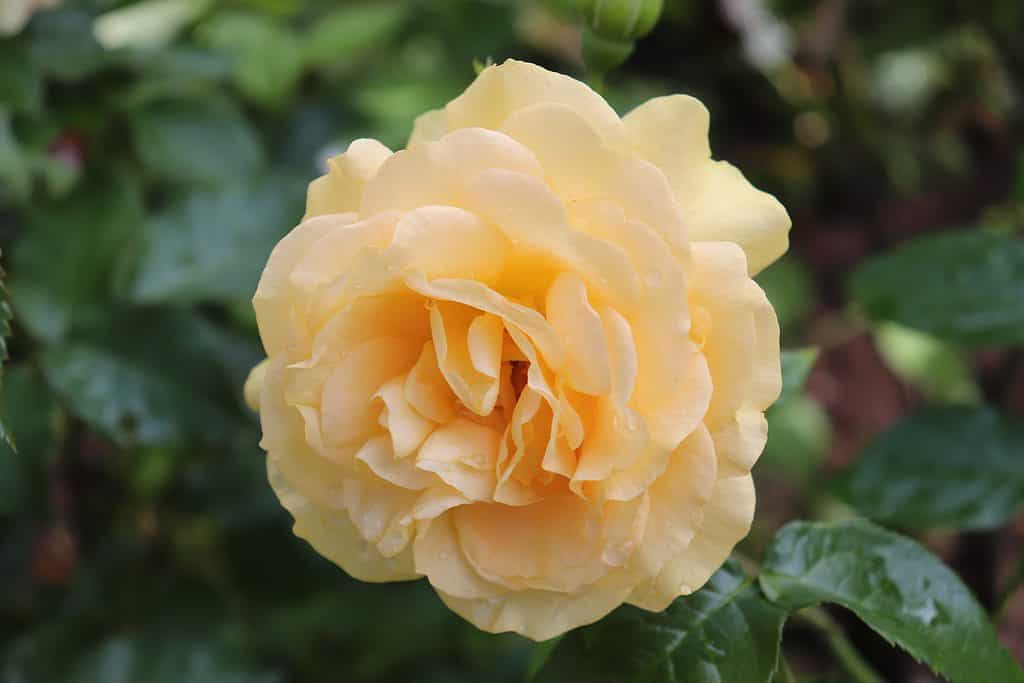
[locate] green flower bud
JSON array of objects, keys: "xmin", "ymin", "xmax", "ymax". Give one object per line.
[
  {"xmin": 581, "ymin": 27, "xmax": 634, "ymax": 78},
  {"xmin": 578, "ymin": 0, "xmax": 663, "ymax": 41}
]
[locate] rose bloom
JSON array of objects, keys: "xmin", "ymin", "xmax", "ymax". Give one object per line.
[{"xmin": 246, "ymin": 60, "xmax": 789, "ymax": 641}]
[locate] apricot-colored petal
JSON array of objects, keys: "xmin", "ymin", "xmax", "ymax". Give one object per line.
[
  {"xmin": 253, "ymin": 212, "xmax": 356, "ymax": 356},
  {"xmin": 627, "ymin": 473, "xmax": 755, "ymax": 611},
  {"xmin": 408, "ymin": 108, "xmax": 447, "ymax": 146},
  {"xmin": 305, "ymin": 138, "xmax": 392, "ymax": 220},
  {"xmin": 360, "ymin": 127, "xmax": 542, "ymax": 216},
  {"xmin": 374, "ymin": 377, "xmax": 436, "ymax": 458},
  {"xmin": 436, "ymin": 578, "xmax": 633, "ymax": 642},
  {"xmin": 414, "ymin": 513, "xmax": 504, "ymax": 599},
  {"xmin": 391, "ymin": 205, "xmax": 507, "ymax": 286},
  {"xmin": 461, "ymin": 169, "xmax": 640, "ymax": 311},
  {"xmin": 404, "ymin": 342, "xmax": 458, "ymax": 423},
  {"xmin": 679, "ymin": 161, "xmax": 791, "ymax": 275},
  {"xmin": 445, "ymin": 59, "xmax": 626, "ymax": 149},
  {"xmin": 430, "ymin": 302, "xmax": 501, "ymax": 416},
  {"xmin": 271, "ymin": 459, "xmax": 419, "ymax": 582},
  {"xmin": 545, "ymin": 272, "xmax": 612, "ymax": 396},
  {"xmin": 623, "ymin": 94, "xmax": 710, "ymax": 191},
  {"xmin": 320, "ymin": 337, "xmax": 421, "ymax": 447},
  {"xmin": 453, "ymin": 495, "xmax": 607, "ymax": 593},
  {"xmin": 689, "ymin": 241, "xmax": 781, "ymax": 474},
  {"xmin": 355, "ymin": 434, "xmax": 437, "ymax": 490},
  {"xmin": 416, "ymin": 418, "xmax": 500, "ymax": 501}
]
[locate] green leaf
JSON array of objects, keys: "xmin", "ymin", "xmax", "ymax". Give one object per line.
[
  {"xmin": 763, "ymin": 394, "xmax": 831, "ymax": 480},
  {"xmin": 132, "ymin": 100, "xmax": 264, "ymax": 186},
  {"xmin": 534, "ymin": 560, "xmax": 787, "ymax": 683},
  {"xmin": 0, "ymin": 41, "xmax": 42, "ymax": 112},
  {"xmin": 197, "ymin": 11, "xmax": 305, "ymax": 108},
  {"xmin": 833, "ymin": 407, "xmax": 1024, "ymax": 530},
  {"xmin": 849, "ymin": 230, "xmax": 1024, "ymax": 346},
  {"xmin": 69, "ymin": 634, "xmax": 281, "ymax": 683},
  {"xmin": 0, "ymin": 365, "xmax": 61, "ymax": 516},
  {"xmin": 10, "ymin": 174, "xmax": 144, "ymax": 342},
  {"xmin": 26, "ymin": 8, "xmax": 107, "ymax": 82},
  {"xmin": 873, "ymin": 323, "xmax": 979, "ymax": 404},
  {"xmin": 759, "ymin": 520, "xmax": 1024, "ymax": 683},
  {"xmin": 303, "ymin": 4, "xmax": 408, "ymax": 67},
  {"xmin": 129, "ymin": 176, "xmax": 304, "ymax": 304},
  {"xmin": 40, "ymin": 309, "xmax": 240, "ymax": 446},
  {"xmin": 778, "ymin": 348, "xmax": 818, "ymax": 406},
  {"xmin": 0, "ymin": 110, "xmax": 31, "ymax": 202}
]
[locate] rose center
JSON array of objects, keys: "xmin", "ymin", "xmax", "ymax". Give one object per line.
[{"xmin": 509, "ymin": 360, "xmax": 530, "ymax": 400}]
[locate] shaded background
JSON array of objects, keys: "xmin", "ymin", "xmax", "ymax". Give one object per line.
[{"xmin": 1, "ymin": 0, "xmax": 1022, "ymax": 681}]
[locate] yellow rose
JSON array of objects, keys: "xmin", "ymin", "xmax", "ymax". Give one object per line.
[{"xmin": 247, "ymin": 60, "xmax": 788, "ymax": 641}]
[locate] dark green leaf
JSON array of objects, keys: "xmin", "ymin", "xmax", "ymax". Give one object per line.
[
  {"xmin": 0, "ymin": 41, "xmax": 42, "ymax": 112},
  {"xmin": 11, "ymin": 174, "xmax": 144, "ymax": 342},
  {"xmin": 759, "ymin": 520, "xmax": 1024, "ymax": 683},
  {"xmin": 849, "ymin": 231, "xmax": 1024, "ymax": 346},
  {"xmin": 132, "ymin": 100, "xmax": 264, "ymax": 186},
  {"xmin": 778, "ymin": 348, "xmax": 818, "ymax": 406},
  {"xmin": 26, "ymin": 8, "xmax": 107, "ymax": 81},
  {"xmin": 40, "ymin": 309, "xmax": 240, "ymax": 446},
  {"xmin": 303, "ymin": 4, "xmax": 408, "ymax": 67},
  {"xmin": 197, "ymin": 11, "xmax": 304, "ymax": 108},
  {"xmin": 129, "ymin": 176, "xmax": 304, "ymax": 304},
  {"xmin": 535, "ymin": 560, "xmax": 787, "ymax": 683},
  {"xmin": 69, "ymin": 634, "xmax": 281, "ymax": 683},
  {"xmin": 0, "ymin": 365, "xmax": 61, "ymax": 516},
  {"xmin": 833, "ymin": 407, "xmax": 1024, "ymax": 530},
  {"xmin": 0, "ymin": 111, "xmax": 31, "ymax": 202}
]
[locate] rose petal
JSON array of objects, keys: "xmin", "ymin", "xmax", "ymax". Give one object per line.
[{"xmin": 305, "ymin": 138, "xmax": 392, "ymax": 220}]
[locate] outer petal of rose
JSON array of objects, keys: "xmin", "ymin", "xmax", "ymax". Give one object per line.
[
  {"xmin": 499, "ymin": 102, "xmax": 617, "ymax": 202},
  {"xmin": 269, "ymin": 457, "xmax": 419, "ymax": 582},
  {"xmin": 689, "ymin": 241, "xmax": 781, "ymax": 475},
  {"xmin": 545, "ymin": 272, "xmax": 612, "ymax": 396},
  {"xmin": 452, "ymin": 495, "xmax": 609, "ymax": 593},
  {"xmin": 408, "ymin": 108, "xmax": 447, "ymax": 146},
  {"xmin": 305, "ymin": 138, "xmax": 392, "ymax": 220},
  {"xmin": 461, "ymin": 168, "xmax": 639, "ymax": 311},
  {"xmin": 340, "ymin": 469, "xmax": 424, "ymax": 557},
  {"xmin": 623, "ymin": 425, "xmax": 717, "ymax": 601},
  {"xmin": 261, "ymin": 355, "xmax": 346, "ymax": 509},
  {"xmin": 389, "ymin": 205, "xmax": 508, "ymax": 287},
  {"xmin": 436, "ymin": 578, "xmax": 635, "ymax": 642},
  {"xmin": 289, "ymin": 211, "xmax": 401, "ymax": 295},
  {"xmin": 253, "ymin": 212, "xmax": 356, "ymax": 356},
  {"xmin": 244, "ymin": 358, "xmax": 269, "ymax": 411},
  {"xmin": 572, "ymin": 398, "xmax": 650, "ymax": 496},
  {"xmin": 678, "ymin": 161, "xmax": 791, "ymax": 275},
  {"xmin": 319, "ymin": 337, "xmax": 421, "ymax": 448},
  {"xmin": 360, "ymin": 127, "xmax": 543, "ymax": 216},
  {"xmin": 623, "ymin": 94, "xmax": 711, "ymax": 192},
  {"xmin": 308, "ymin": 291, "xmax": 430, "ymax": 368},
  {"xmin": 429, "ymin": 302, "xmax": 501, "ymax": 416},
  {"xmin": 414, "ymin": 513, "xmax": 505, "ymax": 599},
  {"xmin": 444, "ymin": 59, "xmax": 627, "ymax": 150},
  {"xmin": 415, "ymin": 418, "xmax": 501, "ymax": 501},
  {"xmin": 626, "ymin": 473, "xmax": 755, "ymax": 611}
]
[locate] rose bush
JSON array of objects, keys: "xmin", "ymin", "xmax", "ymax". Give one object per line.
[{"xmin": 246, "ymin": 59, "xmax": 789, "ymax": 641}]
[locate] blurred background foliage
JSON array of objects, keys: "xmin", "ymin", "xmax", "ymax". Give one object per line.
[{"xmin": 0, "ymin": 0, "xmax": 1023, "ymax": 681}]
